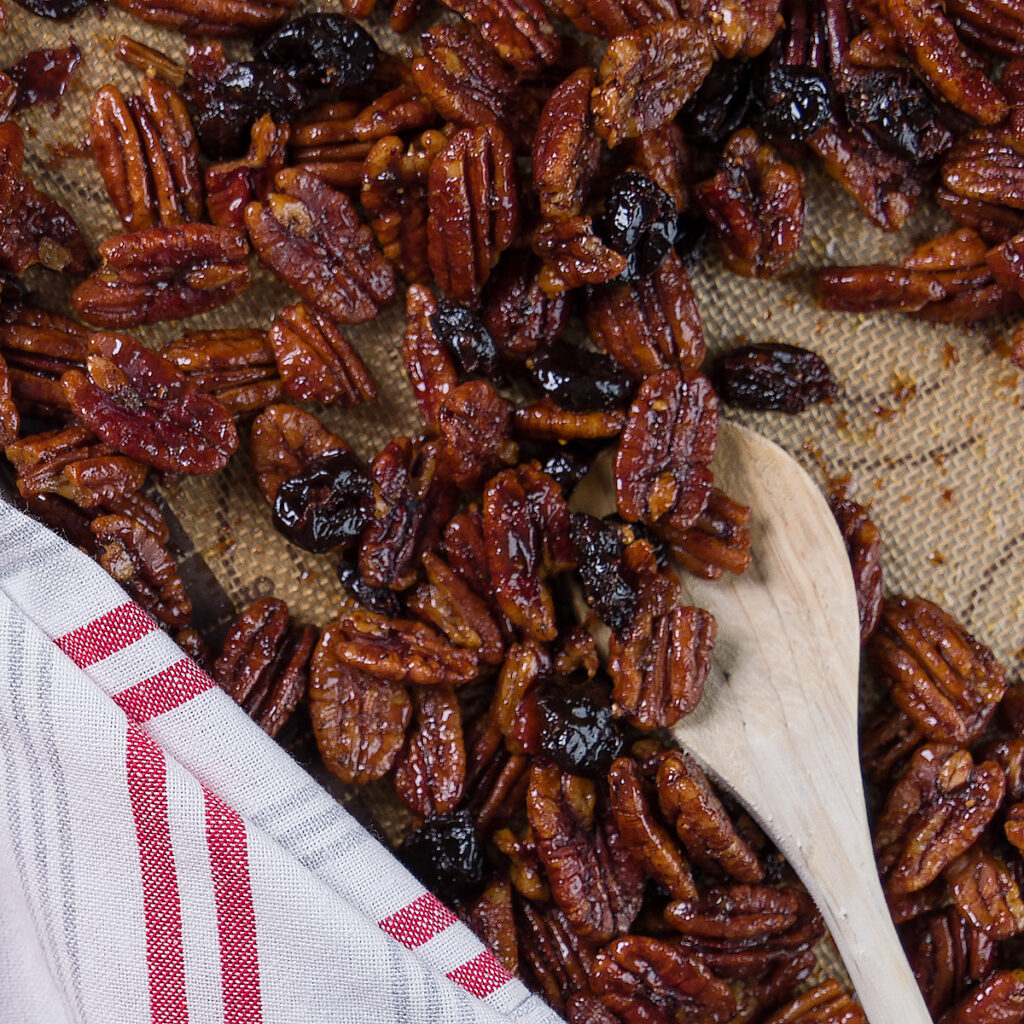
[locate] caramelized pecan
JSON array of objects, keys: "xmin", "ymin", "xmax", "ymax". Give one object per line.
[
  {"xmin": 937, "ymin": 972, "xmax": 1024, "ymax": 1024},
  {"xmin": 515, "ymin": 896, "xmax": 596, "ymax": 1012},
  {"xmin": 494, "ymin": 823, "xmax": 549, "ymax": 899},
  {"xmin": 0, "ymin": 353, "xmax": 16, "ymax": 447},
  {"xmin": 461, "ymin": 878, "xmax": 519, "ymax": 975},
  {"xmin": 437, "ymin": 381, "xmax": 518, "ymax": 488},
  {"xmin": 206, "ymin": 115, "xmax": 289, "ymax": 230},
  {"xmin": 860, "ymin": 706, "xmax": 923, "ymax": 791},
  {"xmin": 441, "ymin": 0, "xmax": 560, "ymax": 71},
  {"xmin": 90, "ymin": 78, "xmax": 202, "ymax": 231},
  {"xmin": 944, "ymin": 842, "xmax": 1024, "ymax": 940},
  {"xmin": 72, "ymin": 225, "xmax": 250, "ymax": 328},
  {"xmin": 533, "ymin": 217, "xmax": 629, "ymax": 293},
  {"xmin": 214, "ymin": 597, "xmax": 316, "ymax": 737},
  {"xmin": 269, "ymin": 303, "xmax": 376, "ymax": 407},
  {"xmin": 116, "ymin": 0, "xmax": 293, "ymax": 35},
  {"xmin": 393, "ymin": 686, "xmax": 466, "ymax": 817},
  {"xmin": 309, "ymin": 622, "xmax": 412, "ymax": 785},
  {"xmin": 656, "ymin": 486, "xmax": 752, "ymax": 580},
  {"xmin": 831, "ymin": 496, "xmax": 884, "ymax": 644},
  {"xmin": 62, "ymin": 333, "xmax": 238, "ymax": 476},
  {"xmin": 623, "ymin": 123, "xmax": 690, "ymax": 213},
  {"xmin": 764, "ymin": 980, "xmax": 865, "ymax": 1024},
  {"xmin": 245, "ymin": 168, "xmax": 396, "ymax": 324},
  {"xmin": 869, "ymin": 595, "xmax": 1006, "ymax": 744}
]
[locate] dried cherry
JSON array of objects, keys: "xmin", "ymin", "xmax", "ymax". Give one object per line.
[
  {"xmin": 11, "ymin": 0, "xmax": 90, "ymax": 17},
  {"xmin": 528, "ymin": 344, "xmax": 634, "ymax": 412},
  {"xmin": 429, "ymin": 301, "xmax": 501, "ymax": 381},
  {"xmin": 714, "ymin": 343, "xmax": 838, "ymax": 412},
  {"xmin": 255, "ymin": 14, "xmax": 377, "ymax": 89},
  {"xmin": 536, "ymin": 675, "xmax": 623, "ymax": 777},
  {"xmin": 753, "ymin": 64, "xmax": 832, "ymax": 144},
  {"xmin": 569, "ymin": 513, "xmax": 637, "ymax": 637},
  {"xmin": 596, "ymin": 171, "xmax": 678, "ymax": 282},
  {"xmin": 680, "ymin": 59, "xmax": 754, "ymax": 149},
  {"xmin": 398, "ymin": 810, "xmax": 486, "ymax": 906}
]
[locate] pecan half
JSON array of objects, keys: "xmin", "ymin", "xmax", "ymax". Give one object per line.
[
  {"xmin": 116, "ymin": 0, "xmax": 293, "ymax": 36},
  {"xmin": 586, "ymin": 252, "xmax": 705, "ymax": 379},
  {"xmin": 269, "ymin": 303, "xmax": 376, "ymax": 407},
  {"xmin": 206, "ymin": 115, "xmax": 289, "ymax": 230},
  {"xmin": 437, "ymin": 381, "xmax": 518, "ymax": 488},
  {"xmin": 0, "ymin": 353, "xmax": 16, "ymax": 447},
  {"xmin": 481, "ymin": 251, "xmax": 569, "ymax": 360},
  {"xmin": 874, "ymin": 743, "xmax": 1005, "ymax": 897},
  {"xmin": 533, "ymin": 216, "xmax": 629, "ymax": 293},
  {"xmin": 72, "ymin": 225, "xmax": 250, "ymax": 328},
  {"xmin": 461, "ymin": 878, "xmax": 519, "ymax": 975},
  {"xmin": 937, "ymin": 971, "xmax": 1024, "ymax": 1024},
  {"xmin": 494, "ymin": 823, "xmax": 548, "ymax": 899},
  {"xmin": 868, "ymin": 595, "xmax": 1007, "ymax": 744},
  {"xmin": 590, "ymin": 936, "xmax": 736, "ymax": 1024},
  {"xmin": 695, "ymin": 129, "xmax": 804, "ymax": 278},
  {"xmin": 764, "ymin": 980, "xmax": 865, "ymax": 1024},
  {"xmin": 427, "ymin": 125, "xmax": 520, "ymax": 305},
  {"xmin": 615, "ymin": 368, "xmax": 718, "ymax": 528},
  {"xmin": 623, "ymin": 123, "xmax": 690, "ymax": 213},
  {"xmin": 309, "ymin": 622, "xmax": 412, "ymax": 785},
  {"xmin": 488, "ymin": 639, "xmax": 547, "ymax": 753},
  {"xmin": 656, "ymin": 486, "xmax": 752, "ymax": 580},
  {"xmin": 831, "ymin": 496, "xmax": 884, "ymax": 644},
  {"xmin": 90, "ymin": 78, "xmax": 202, "ymax": 232},
  {"xmin": 214, "ymin": 597, "xmax": 316, "ymax": 737},
  {"xmin": 393, "ymin": 686, "xmax": 466, "ymax": 817},
  {"xmin": 527, "ymin": 761, "xmax": 644, "ymax": 942},
  {"xmin": 245, "ymin": 167, "xmax": 396, "ymax": 325},
  {"xmin": 441, "ymin": 0, "xmax": 560, "ymax": 71},
  {"xmin": 62, "ymin": 333, "xmax": 238, "ymax": 476},
  {"xmin": 591, "ymin": 20, "xmax": 715, "ymax": 147},
  {"xmin": 860, "ymin": 706, "xmax": 922, "ymax": 791},
  {"xmin": 515, "ymin": 896, "xmax": 596, "ymax": 1013},
  {"xmin": 163, "ymin": 327, "xmax": 283, "ymax": 418},
  {"xmin": 944, "ymin": 842, "xmax": 1024, "ymax": 940},
  {"xmin": 401, "ymin": 286, "xmax": 459, "ymax": 427}
]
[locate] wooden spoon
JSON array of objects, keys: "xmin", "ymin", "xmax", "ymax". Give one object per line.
[{"xmin": 573, "ymin": 419, "xmax": 930, "ymax": 1024}]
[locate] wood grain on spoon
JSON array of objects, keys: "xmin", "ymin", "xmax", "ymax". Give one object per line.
[{"xmin": 572, "ymin": 418, "xmax": 931, "ymax": 1024}]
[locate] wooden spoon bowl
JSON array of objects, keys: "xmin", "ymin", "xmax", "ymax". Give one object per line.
[{"xmin": 573, "ymin": 419, "xmax": 930, "ymax": 1024}]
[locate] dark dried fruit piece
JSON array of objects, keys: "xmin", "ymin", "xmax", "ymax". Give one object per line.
[
  {"xmin": 245, "ymin": 168, "xmax": 396, "ymax": 324},
  {"xmin": 309, "ymin": 622, "xmax": 412, "ymax": 785},
  {"xmin": 595, "ymin": 171, "xmax": 678, "ymax": 282},
  {"xmin": 399, "ymin": 810, "xmax": 486, "ymax": 906},
  {"xmin": 831, "ymin": 497, "xmax": 883, "ymax": 644},
  {"xmin": 214, "ymin": 597, "xmax": 316, "ymax": 737},
  {"xmin": 528, "ymin": 343, "xmax": 634, "ymax": 413},
  {"xmin": 254, "ymin": 13, "xmax": 377, "ymax": 88},
  {"xmin": 715, "ymin": 342, "xmax": 837, "ymax": 411},
  {"xmin": 570, "ymin": 513, "xmax": 637, "ymax": 637},
  {"xmin": 393, "ymin": 686, "xmax": 466, "ymax": 818},
  {"xmin": 62, "ymin": 333, "xmax": 238, "ymax": 476},
  {"xmin": 869, "ymin": 595, "xmax": 1006, "ymax": 744},
  {"xmin": 754, "ymin": 64, "xmax": 832, "ymax": 144},
  {"xmin": 72, "ymin": 225, "xmax": 251, "ymax": 329},
  {"xmin": 536, "ymin": 675, "xmax": 623, "ymax": 776}
]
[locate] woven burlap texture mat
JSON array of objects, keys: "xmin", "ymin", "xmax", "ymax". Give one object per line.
[{"xmin": 5, "ymin": 0, "xmax": 1024, "ymax": 993}]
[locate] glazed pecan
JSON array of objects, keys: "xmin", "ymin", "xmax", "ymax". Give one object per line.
[
  {"xmin": 656, "ymin": 487, "xmax": 752, "ymax": 581},
  {"xmin": 72, "ymin": 225, "xmax": 250, "ymax": 329},
  {"xmin": 407, "ymin": 551, "xmax": 504, "ymax": 666},
  {"xmin": 657, "ymin": 749, "xmax": 764, "ymax": 882},
  {"xmin": 359, "ymin": 436, "xmax": 457, "ymax": 590},
  {"xmin": 488, "ymin": 639, "xmax": 547, "ymax": 753},
  {"xmin": 441, "ymin": 0, "xmax": 560, "ymax": 71},
  {"xmin": 590, "ymin": 936, "xmax": 736, "ymax": 1024},
  {"xmin": 361, "ymin": 130, "xmax": 447, "ymax": 285},
  {"xmin": 163, "ymin": 328, "xmax": 283, "ymax": 418},
  {"xmin": 292, "ymin": 88, "xmax": 435, "ymax": 155},
  {"xmin": 984, "ymin": 738, "xmax": 1024, "ymax": 804},
  {"xmin": 116, "ymin": 0, "xmax": 293, "ymax": 36},
  {"xmin": 0, "ymin": 122, "xmax": 88, "ymax": 275},
  {"xmin": 1008, "ymin": 804, "xmax": 1024, "ymax": 855},
  {"xmin": 944, "ymin": 842, "xmax": 1024, "ymax": 940},
  {"xmin": 615, "ymin": 368, "xmax": 718, "ymax": 529},
  {"xmin": 0, "ymin": 305, "xmax": 89, "ymax": 420},
  {"xmin": 938, "ymin": 971, "xmax": 1024, "ymax": 1024},
  {"xmin": 665, "ymin": 884, "xmax": 824, "ymax": 976},
  {"xmin": 90, "ymin": 78, "xmax": 202, "ymax": 232},
  {"xmin": 245, "ymin": 168, "xmax": 396, "ymax": 325},
  {"xmin": 427, "ymin": 125, "xmax": 520, "ymax": 305},
  {"xmin": 695, "ymin": 129, "xmax": 804, "ymax": 278},
  {"xmin": 326, "ymin": 608, "xmax": 479, "ymax": 686},
  {"xmin": 942, "ymin": 119, "xmax": 1024, "ymax": 213},
  {"xmin": 860, "ymin": 706, "xmax": 922, "ymax": 790},
  {"xmin": 401, "ymin": 285, "xmax": 459, "ymax": 427},
  {"xmin": 91, "ymin": 513, "xmax": 191, "ymax": 627},
  {"xmin": 874, "ymin": 743, "xmax": 1005, "ymax": 897},
  {"xmin": 309, "ymin": 622, "xmax": 412, "ymax": 785},
  {"xmin": 586, "ymin": 252, "xmax": 705, "ymax": 379},
  {"xmin": 609, "ymin": 542, "xmax": 716, "ymax": 729},
  {"xmin": 214, "ymin": 597, "xmax": 316, "ymax": 738},
  {"xmin": 764, "ymin": 980, "xmax": 865, "ymax": 1024},
  {"xmin": 493, "ymin": 823, "xmax": 548, "ymax": 899},
  {"xmin": 533, "ymin": 217, "xmax": 629, "ymax": 293},
  {"xmin": 62, "ymin": 333, "xmax": 238, "ymax": 476},
  {"xmin": 461, "ymin": 878, "xmax": 519, "ymax": 975},
  {"xmin": 902, "ymin": 908, "xmax": 997, "ymax": 1018},
  {"xmin": 868, "ymin": 595, "xmax": 1006, "ymax": 744},
  {"xmin": 566, "ymin": 993, "xmax": 621, "ymax": 1024},
  {"xmin": 623, "ymin": 123, "xmax": 690, "ymax": 213},
  {"xmin": 206, "ymin": 115, "xmax": 289, "ymax": 230},
  {"xmin": 393, "ymin": 686, "xmax": 466, "ymax": 817},
  {"xmin": 437, "ymin": 381, "xmax": 518, "ymax": 488},
  {"xmin": 0, "ymin": 353, "xmax": 15, "ymax": 447},
  {"xmin": 512, "ymin": 401, "xmax": 626, "ymax": 443},
  {"xmin": 937, "ymin": 188, "xmax": 1024, "ymax": 246},
  {"xmin": 483, "ymin": 464, "xmax": 575, "ymax": 643},
  {"xmin": 411, "ymin": 26, "xmax": 536, "ymax": 148},
  {"xmin": 607, "ymin": 755, "xmax": 697, "ymax": 899},
  {"xmin": 527, "ymin": 761, "xmax": 644, "ymax": 942},
  {"xmin": 533, "ymin": 68, "xmax": 600, "ymax": 221},
  {"xmin": 699, "ymin": 0, "xmax": 781, "ymax": 57},
  {"xmin": 591, "ymin": 21, "xmax": 715, "ymax": 147},
  {"xmin": 249, "ymin": 404, "xmax": 349, "ymax": 503},
  {"xmin": 540, "ymin": 0, "xmax": 678, "ymax": 38},
  {"xmin": 515, "ymin": 897, "xmax": 596, "ymax": 1012},
  {"xmin": 830, "ymin": 496, "xmax": 883, "ymax": 644},
  {"xmin": 269, "ymin": 303, "xmax": 376, "ymax": 407},
  {"xmin": 175, "ymin": 627, "xmax": 212, "ymax": 672}
]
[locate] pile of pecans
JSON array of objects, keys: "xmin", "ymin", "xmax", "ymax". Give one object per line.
[{"xmin": 0, "ymin": 0, "xmax": 1023, "ymax": 1018}]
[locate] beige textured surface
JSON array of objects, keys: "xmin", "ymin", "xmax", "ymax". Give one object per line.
[{"xmin": 4, "ymin": 0, "xmax": 1023, "ymax": 993}]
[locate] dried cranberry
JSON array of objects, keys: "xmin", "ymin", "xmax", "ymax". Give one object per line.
[
  {"xmin": 714, "ymin": 342, "xmax": 838, "ymax": 412},
  {"xmin": 679, "ymin": 59, "xmax": 754, "ymax": 148},
  {"xmin": 529, "ymin": 443, "xmax": 595, "ymax": 494},
  {"xmin": 536, "ymin": 675, "xmax": 622, "ymax": 777},
  {"xmin": 183, "ymin": 60, "xmax": 306, "ymax": 160},
  {"xmin": 429, "ymin": 301, "xmax": 501, "ymax": 381},
  {"xmin": 399, "ymin": 810, "xmax": 486, "ymax": 906},
  {"xmin": 753, "ymin": 65, "xmax": 832, "ymax": 143},
  {"xmin": 11, "ymin": 0, "xmax": 90, "ymax": 19},
  {"xmin": 254, "ymin": 14, "xmax": 377, "ymax": 90},
  {"xmin": 595, "ymin": 172, "xmax": 678, "ymax": 282},
  {"xmin": 272, "ymin": 450, "xmax": 372, "ymax": 553},
  {"xmin": 569, "ymin": 512, "xmax": 636, "ymax": 637},
  {"xmin": 528, "ymin": 343, "xmax": 634, "ymax": 412},
  {"xmin": 842, "ymin": 69, "xmax": 953, "ymax": 163},
  {"xmin": 6, "ymin": 43, "xmax": 81, "ymax": 114},
  {"xmin": 336, "ymin": 563, "xmax": 403, "ymax": 617}
]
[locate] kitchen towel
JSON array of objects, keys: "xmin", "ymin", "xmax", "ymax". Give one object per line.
[{"xmin": 0, "ymin": 496, "xmax": 564, "ymax": 1024}]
